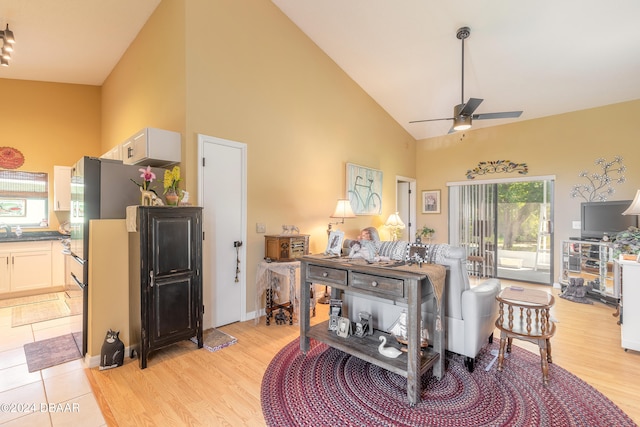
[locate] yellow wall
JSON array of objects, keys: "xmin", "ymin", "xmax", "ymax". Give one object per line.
[
  {"xmin": 4, "ymin": 0, "xmax": 639, "ymax": 320},
  {"xmin": 101, "ymin": 0, "xmax": 186, "ymax": 156},
  {"xmin": 182, "ymin": 0, "xmax": 416, "ymax": 310},
  {"xmin": 0, "ymin": 78, "xmax": 101, "ymax": 230},
  {"xmin": 415, "ymin": 99, "xmax": 640, "ymax": 280},
  {"xmin": 99, "ymin": 0, "xmax": 416, "ymax": 315}
]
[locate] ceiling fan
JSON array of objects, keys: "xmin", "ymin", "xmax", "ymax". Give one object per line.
[{"xmin": 410, "ymin": 26, "xmax": 523, "ymax": 133}]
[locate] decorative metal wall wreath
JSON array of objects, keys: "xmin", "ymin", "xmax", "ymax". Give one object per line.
[
  {"xmin": 466, "ymin": 160, "xmax": 528, "ymax": 180},
  {"xmin": 0, "ymin": 147, "xmax": 25, "ymax": 169}
]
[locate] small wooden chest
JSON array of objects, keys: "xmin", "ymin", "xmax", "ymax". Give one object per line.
[{"xmin": 264, "ymin": 234, "xmax": 310, "ymax": 262}]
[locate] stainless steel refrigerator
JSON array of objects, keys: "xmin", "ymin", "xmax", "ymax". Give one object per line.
[{"xmin": 69, "ymin": 157, "xmax": 166, "ymax": 355}]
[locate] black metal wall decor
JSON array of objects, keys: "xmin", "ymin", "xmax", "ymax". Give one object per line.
[
  {"xmin": 466, "ymin": 160, "xmax": 528, "ymax": 180},
  {"xmin": 569, "ymin": 156, "xmax": 625, "ymax": 202}
]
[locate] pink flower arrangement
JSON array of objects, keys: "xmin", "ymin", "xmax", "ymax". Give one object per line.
[{"xmin": 132, "ymin": 166, "xmax": 156, "ymax": 191}]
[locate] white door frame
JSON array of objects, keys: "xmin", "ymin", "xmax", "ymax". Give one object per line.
[
  {"xmin": 197, "ymin": 134, "xmax": 248, "ymax": 327},
  {"xmin": 395, "ymin": 175, "xmax": 416, "ymax": 241}
]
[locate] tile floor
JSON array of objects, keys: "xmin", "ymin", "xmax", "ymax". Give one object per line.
[{"xmin": 0, "ymin": 293, "xmax": 106, "ymax": 426}]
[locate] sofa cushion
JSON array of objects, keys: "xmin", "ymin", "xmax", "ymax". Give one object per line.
[{"xmin": 376, "ymin": 241, "xmax": 408, "ymax": 261}]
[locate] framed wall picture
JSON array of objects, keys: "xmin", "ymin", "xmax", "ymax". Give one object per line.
[
  {"xmin": 0, "ymin": 199, "xmax": 26, "ymax": 217},
  {"xmin": 325, "ymin": 230, "xmax": 345, "ymax": 256},
  {"xmin": 421, "ymin": 190, "xmax": 441, "ymax": 214},
  {"xmin": 346, "ymin": 163, "xmax": 383, "ymax": 215}
]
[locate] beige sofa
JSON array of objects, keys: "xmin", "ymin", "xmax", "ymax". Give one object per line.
[{"xmin": 342, "ymin": 240, "xmax": 501, "ymax": 372}]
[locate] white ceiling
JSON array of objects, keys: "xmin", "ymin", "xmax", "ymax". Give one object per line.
[
  {"xmin": 272, "ymin": 0, "xmax": 640, "ymax": 139},
  {"xmin": 0, "ymin": 0, "xmax": 160, "ymax": 85},
  {"xmin": 2, "ymin": 1, "xmax": 639, "ymax": 140}
]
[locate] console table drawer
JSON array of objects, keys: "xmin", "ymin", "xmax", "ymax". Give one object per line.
[
  {"xmin": 307, "ymin": 265, "xmax": 348, "ymax": 285},
  {"xmin": 351, "ymin": 272, "xmax": 403, "ymax": 297}
]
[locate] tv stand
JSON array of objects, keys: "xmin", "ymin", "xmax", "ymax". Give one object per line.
[{"xmin": 561, "ymin": 239, "xmax": 618, "ymax": 305}]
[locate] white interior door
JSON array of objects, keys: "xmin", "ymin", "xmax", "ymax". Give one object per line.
[{"xmin": 198, "ymin": 135, "xmax": 247, "ymax": 328}]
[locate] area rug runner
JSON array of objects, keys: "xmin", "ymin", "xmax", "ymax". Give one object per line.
[
  {"xmin": 0, "ymin": 292, "xmax": 58, "ymax": 309},
  {"xmin": 11, "ymin": 299, "xmax": 77, "ymax": 327},
  {"xmin": 24, "ymin": 333, "xmax": 82, "ymax": 372},
  {"xmin": 190, "ymin": 328, "xmax": 237, "ymax": 352},
  {"xmin": 261, "ymin": 339, "xmax": 636, "ymax": 427}
]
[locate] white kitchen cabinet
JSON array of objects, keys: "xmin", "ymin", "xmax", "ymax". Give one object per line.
[
  {"xmin": 619, "ymin": 259, "xmax": 640, "ymax": 351},
  {"xmin": 0, "ymin": 241, "xmax": 53, "ymax": 293},
  {"xmin": 100, "ymin": 144, "xmax": 123, "ymax": 161},
  {"xmin": 51, "ymin": 241, "xmax": 66, "ymax": 286},
  {"xmin": 53, "ymin": 165, "xmax": 72, "ymax": 211},
  {"xmin": 0, "ymin": 252, "xmax": 9, "ymax": 293},
  {"xmin": 122, "ymin": 127, "xmax": 181, "ymax": 167}
]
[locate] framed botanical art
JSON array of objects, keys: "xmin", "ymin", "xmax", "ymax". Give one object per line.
[
  {"xmin": 346, "ymin": 163, "xmax": 382, "ymax": 215},
  {"xmin": 422, "ymin": 190, "xmax": 441, "ymax": 214}
]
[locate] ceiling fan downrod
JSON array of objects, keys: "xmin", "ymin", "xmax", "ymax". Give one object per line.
[{"xmin": 456, "ymin": 27, "xmax": 470, "ymax": 106}]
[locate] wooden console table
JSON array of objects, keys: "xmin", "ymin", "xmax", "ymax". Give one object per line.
[{"xmin": 299, "ymin": 255, "xmax": 446, "ymax": 406}]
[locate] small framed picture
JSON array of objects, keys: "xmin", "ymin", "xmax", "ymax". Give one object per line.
[
  {"xmin": 406, "ymin": 243, "xmax": 428, "ymax": 263},
  {"xmin": 325, "ymin": 230, "xmax": 345, "ymax": 256},
  {"xmin": 336, "ymin": 317, "xmax": 352, "ymax": 338},
  {"xmin": 0, "ymin": 199, "xmax": 26, "ymax": 217},
  {"xmin": 421, "ymin": 190, "xmax": 441, "ymax": 214}
]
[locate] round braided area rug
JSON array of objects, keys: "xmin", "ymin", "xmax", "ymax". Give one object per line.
[{"xmin": 261, "ymin": 339, "xmax": 636, "ymax": 427}]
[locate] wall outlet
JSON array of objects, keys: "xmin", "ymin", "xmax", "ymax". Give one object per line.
[
  {"xmin": 572, "ymin": 221, "xmax": 581, "ymax": 230},
  {"xmin": 256, "ymin": 222, "xmax": 266, "ymax": 233}
]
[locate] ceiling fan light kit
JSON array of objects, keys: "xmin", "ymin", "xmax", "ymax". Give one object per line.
[
  {"xmin": 410, "ymin": 26, "xmax": 522, "ymax": 134},
  {"xmin": 453, "ymin": 115, "xmax": 471, "ymax": 131}
]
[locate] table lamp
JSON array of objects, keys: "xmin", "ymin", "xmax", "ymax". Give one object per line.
[
  {"xmin": 385, "ymin": 212, "xmax": 406, "ymax": 241},
  {"xmin": 327, "ymin": 199, "xmax": 356, "ymax": 235},
  {"xmin": 622, "ymin": 190, "xmax": 640, "ymax": 215}
]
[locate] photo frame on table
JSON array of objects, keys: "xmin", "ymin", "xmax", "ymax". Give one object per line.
[
  {"xmin": 421, "ymin": 190, "xmax": 441, "ymax": 214},
  {"xmin": 336, "ymin": 317, "xmax": 352, "ymax": 338},
  {"xmin": 346, "ymin": 163, "xmax": 383, "ymax": 215},
  {"xmin": 325, "ymin": 230, "xmax": 345, "ymax": 256},
  {"xmin": 406, "ymin": 243, "xmax": 428, "ymax": 264}
]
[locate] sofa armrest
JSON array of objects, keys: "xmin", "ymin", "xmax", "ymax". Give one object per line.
[
  {"xmin": 460, "ymin": 278, "xmax": 501, "ymax": 356},
  {"xmin": 461, "ymin": 278, "xmax": 501, "ymax": 320}
]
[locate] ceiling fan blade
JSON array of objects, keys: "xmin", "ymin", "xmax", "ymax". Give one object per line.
[
  {"xmin": 459, "ymin": 98, "xmax": 483, "ymax": 116},
  {"xmin": 409, "ymin": 117, "xmax": 454, "ymax": 124},
  {"xmin": 472, "ymin": 111, "xmax": 523, "ymax": 120}
]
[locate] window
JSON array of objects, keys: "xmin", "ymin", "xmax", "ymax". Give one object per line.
[
  {"xmin": 448, "ymin": 176, "xmax": 554, "ymax": 285},
  {"xmin": 0, "ymin": 170, "xmax": 49, "ymax": 227}
]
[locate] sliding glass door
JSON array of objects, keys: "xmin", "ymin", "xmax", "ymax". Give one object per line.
[{"xmin": 449, "ymin": 177, "xmax": 554, "ymax": 285}]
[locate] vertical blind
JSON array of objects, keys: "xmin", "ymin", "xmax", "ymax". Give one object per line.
[{"xmin": 450, "ymin": 183, "xmax": 497, "ymax": 277}]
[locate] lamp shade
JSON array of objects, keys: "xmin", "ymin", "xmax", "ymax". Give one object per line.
[
  {"xmin": 331, "ymin": 199, "xmax": 356, "ymax": 219},
  {"xmin": 622, "ymin": 190, "xmax": 640, "ymax": 215},
  {"xmin": 385, "ymin": 212, "xmax": 406, "ymax": 229}
]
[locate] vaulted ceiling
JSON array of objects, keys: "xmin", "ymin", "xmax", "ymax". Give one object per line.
[{"xmin": 2, "ymin": 0, "xmax": 639, "ymax": 140}]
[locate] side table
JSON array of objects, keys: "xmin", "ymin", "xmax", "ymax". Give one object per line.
[
  {"xmin": 495, "ymin": 286, "xmax": 556, "ymax": 384},
  {"xmin": 255, "ymin": 261, "xmax": 315, "ymax": 325}
]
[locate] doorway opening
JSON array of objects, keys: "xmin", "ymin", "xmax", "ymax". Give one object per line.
[{"xmin": 395, "ymin": 176, "xmax": 416, "ymax": 242}]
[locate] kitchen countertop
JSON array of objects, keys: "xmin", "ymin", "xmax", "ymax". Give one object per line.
[{"xmin": 0, "ymin": 231, "xmax": 69, "ymax": 242}]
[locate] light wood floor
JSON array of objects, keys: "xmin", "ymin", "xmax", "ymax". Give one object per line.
[{"xmin": 87, "ymin": 280, "xmax": 640, "ymax": 426}]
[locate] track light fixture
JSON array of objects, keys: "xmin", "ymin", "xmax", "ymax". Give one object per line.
[{"xmin": 0, "ymin": 23, "xmax": 16, "ymax": 67}]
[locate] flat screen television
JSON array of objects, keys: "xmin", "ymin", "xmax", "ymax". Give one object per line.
[{"xmin": 581, "ymin": 200, "xmax": 638, "ymax": 241}]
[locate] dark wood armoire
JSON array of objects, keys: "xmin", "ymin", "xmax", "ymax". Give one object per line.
[{"xmin": 128, "ymin": 206, "xmax": 203, "ymax": 368}]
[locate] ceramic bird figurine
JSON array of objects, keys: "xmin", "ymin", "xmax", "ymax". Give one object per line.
[{"xmin": 378, "ymin": 335, "xmax": 402, "ymax": 358}]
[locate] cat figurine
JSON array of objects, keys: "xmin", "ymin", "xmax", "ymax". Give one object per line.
[{"xmin": 99, "ymin": 329, "xmax": 124, "ymax": 371}]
